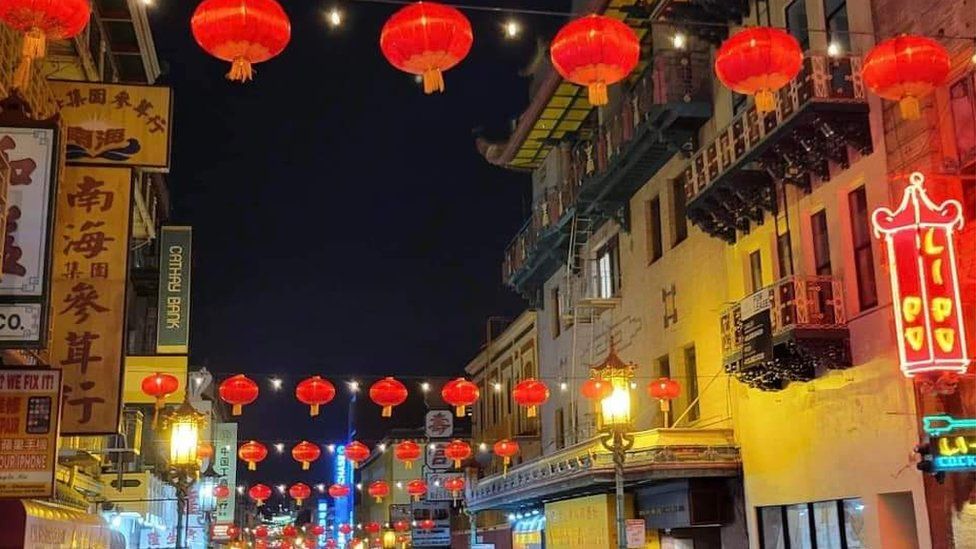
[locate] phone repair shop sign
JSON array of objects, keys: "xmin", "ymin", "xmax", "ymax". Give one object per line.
[{"xmin": 0, "ymin": 369, "xmax": 62, "ymax": 499}]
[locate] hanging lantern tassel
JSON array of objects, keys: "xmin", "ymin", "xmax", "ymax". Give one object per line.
[
  {"xmin": 13, "ymin": 28, "xmax": 46, "ymax": 90},
  {"xmin": 453, "ymin": 458, "xmax": 462, "ymax": 468},
  {"xmin": 227, "ymin": 57, "xmax": 255, "ymax": 82},
  {"xmin": 422, "ymin": 68, "xmax": 445, "ymax": 94},
  {"xmin": 404, "ymin": 460, "xmax": 412, "ymax": 470},
  {"xmin": 454, "ymin": 404, "xmax": 466, "ymax": 417},
  {"xmin": 754, "ymin": 89, "xmax": 776, "ymax": 113},
  {"xmin": 526, "ymin": 405, "xmax": 537, "ymax": 419},
  {"xmin": 588, "ymin": 81, "xmax": 608, "ymax": 107},
  {"xmin": 309, "ymin": 404, "xmax": 320, "ymax": 416},
  {"xmin": 248, "ymin": 461, "xmax": 256, "ymax": 471},
  {"xmin": 502, "ymin": 456, "xmax": 510, "ymax": 476},
  {"xmin": 898, "ymin": 96, "xmax": 921, "ymax": 120},
  {"xmin": 381, "ymin": 405, "xmax": 392, "ymax": 418},
  {"xmin": 301, "ymin": 460, "xmax": 310, "ymax": 471}
]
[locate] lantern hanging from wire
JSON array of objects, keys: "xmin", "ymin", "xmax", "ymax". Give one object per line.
[
  {"xmin": 344, "ymin": 440, "xmax": 371, "ymax": 467},
  {"xmin": 190, "ymin": 0, "xmax": 292, "ymax": 82},
  {"xmin": 714, "ymin": 27, "xmax": 803, "ymax": 113},
  {"xmin": 367, "ymin": 480, "xmax": 390, "ymax": 503},
  {"xmin": 369, "ymin": 376, "xmax": 409, "ymax": 417},
  {"xmin": 311, "ymin": 524, "xmax": 326, "ymax": 536},
  {"xmin": 213, "ymin": 484, "xmax": 230, "ymax": 500},
  {"xmin": 394, "ymin": 520, "xmax": 410, "ymax": 533},
  {"xmin": 238, "ymin": 440, "xmax": 268, "ymax": 471},
  {"xmin": 441, "ymin": 377, "xmax": 480, "ymax": 417},
  {"xmin": 493, "ymin": 439, "xmax": 519, "ymax": 475},
  {"xmin": 443, "ymin": 476, "xmax": 465, "ymax": 502},
  {"xmin": 406, "ymin": 479, "xmax": 427, "ymax": 501},
  {"xmin": 226, "ymin": 525, "xmax": 240, "ymax": 539},
  {"xmin": 444, "ymin": 439, "xmax": 472, "ymax": 468},
  {"xmin": 283, "ymin": 524, "xmax": 298, "ymax": 538},
  {"xmin": 365, "ymin": 522, "xmax": 381, "ymax": 534},
  {"xmin": 295, "ymin": 375, "xmax": 336, "ymax": 416},
  {"xmin": 581, "ymin": 377, "xmax": 613, "ymax": 401},
  {"xmin": 249, "ymin": 483, "xmax": 272, "ymax": 506},
  {"xmin": 379, "ymin": 1, "xmax": 473, "ymax": 94},
  {"xmin": 218, "ymin": 374, "xmax": 259, "ymax": 416},
  {"xmin": 549, "ymin": 14, "xmax": 640, "ymax": 106},
  {"xmin": 141, "ymin": 372, "xmax": 180, "ymax": 425},
  {"xmin": 254, "ymin": 526, "xmax": 268, "ymax": 539},
  {"xmin": 647, "ymin": 376, "xmax": 681, "ymax": 427},
  {"xmin": 338, "ymin": 524, "xmax": 353, "ymax": 535},
  {"xmin": 289, "ymin": 482, "xmax": 311, "ymax": 505},
  {"xmin": 291, "ymin": 440, "xmax": 321, "ymax": 470},
  {"xmin": 861, "ymin": 35, "xmax": 950, "ymax": 120},
  {"xmin": 394, "ymin": 440, "xmax": 421, "ymax": 469},
  {"xmin": 0, "ymin": 0, "xmax": 90, "ymax": 89},
  {"xmin": 512, "ymin": 378, "xmax": 549, "ymax": 418},
  {"xmin": 419, "ymin": 519, "xmax": 436, "ymax": 531},
  {"xmin": 197, "ymin": 442, "xmax": 214, "ymax": 462},
  {"xmin": 328, "ymin": 483, "xmax": 350, "ymax": 499}
]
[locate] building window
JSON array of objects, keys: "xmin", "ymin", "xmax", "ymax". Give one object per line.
[
  {"xmin": 758, "ymin": 499, "xmax": 865, "ymax": 549},
  {"xmin": 646, "ymin": 196, "xmax": 663, "ymax": 262},
  {"xmin": 823, "ymin": 0, "xmax": 850, "ymax": 52},
  {"xmin": 777, "ymin": 231, "xmax": 794, "ymax": 278},
  {"xmin": 594, "ymin": 237, "xmax": 620, "ymax": 298},
  {"xmin": 949, "ymin": 76, "xmax": 976, "ymax": 169},
  {"xmin": 554, "ymin": 408, "xmax": 565, "ymax": 449},
  {"xmin": 671, "ymin": 179, "xmax": 688, "ymax": 246},
  {"xmin": 811, "ymin": 210, "xmax": 832, "ymax": 275},
  {"xmin": 656, "ymin": 354, "xmax": 671, "ymax": 379},
  {"xmin": 749, "ymin": 250, "xmax": 764, "ymax": 292},
  {"xmin": 684, "ymin": 346, "xmax": 699, "ymax": 422},
  {"xmin": 550, "ymin": 288, "xmax": 561, "ymax": 339},
  {"xmin": 848, "ymin": 187, "xmax": 878, "ymax": 310},
  {"xmin": 785, "ymin": 0, "xmax": 810, "ymax": 51}
]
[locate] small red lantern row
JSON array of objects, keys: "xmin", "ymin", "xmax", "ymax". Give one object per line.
[
  {"xmin": 861, "ymin": 35, "xmax": 950, "ymax": 120},
  {"xmin": 345, "ymin": 440, "xmax": 371, "ymax": 467},
  {"xmin": 443, "ymin": 476, "xmax": 465, "ymax": 501},
  {"xmin": 550, "ymin": 14, "xmax": 640, "ymax": 106},
  {"xmin": 328, "ymin": 483, "xmax": 350, "ymax": 499},
  {"xmin": 441, "ymin": 377, "xmax": 480, "ymax": 417},
  {"xmin": 444, "ymin": 439, "xmax": 472, "ymax": 468},
  {"xmin": 406, "ymin": 479, "xmax": 428, "ymax": 501},
  {"xmin": 380, "ymin": 1, "xmax": 473, "ymax": 94},
  {"xmin": 395, "ymin": 440, "xmax": 422, "ymax": 469},
  {"xmin": 248, "ymin": 483, "xmax": 272, "ymax": 506},
  {"xmin": 368, "ymin": 480, "xmax": 390, "ymax": 503},
  {"xmin": 714, "ymin": 27, "xmax": 803, "ymax": 113},
  {"xmin": 219, "ymin": 374, "xmax": 259, "ymax": 416},
  {"xmin": 289, "ymin": 482, "xmax": 311, "ymax": 505},
  {"xmin": 238, "ymin": 440, "xmax": 268, "ymax": 471},
  {"xmin": 295, "ymin": 376, "xmax": 336, "ymax": 416},
  {"xmin": 369, "ymin": 376, "xmax": 409, "ymax": 417},
  {"xmin": 512, "ymin": 378, "xmax": 550, "ymax": 418},
  {"xmin": 291, "ymin": 441, "xmax": 321, "ymax": 470}
]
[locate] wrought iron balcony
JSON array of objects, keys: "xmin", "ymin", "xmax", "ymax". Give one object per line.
[
  {"xmin": 684, "ymin": 55, "xmax": 873, "ymax": 243},
  {"xmin": 721, "ymin": 275, "xmax": 852, "ymax": 391},
  {"xmin": 502, "ymin": 51, "xmax": 713, "ymax": 297},
  {"xmin": 465, "ymin": 428, "xmax": 739, "ymax": 512}
]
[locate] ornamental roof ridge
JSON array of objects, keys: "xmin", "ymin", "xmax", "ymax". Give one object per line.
[{"xmin": 872, "ymin": 172, "xmax": 965, "ymax": 236}]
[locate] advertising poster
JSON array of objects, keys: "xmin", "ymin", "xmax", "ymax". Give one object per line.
[{"xmin": 0, "ymin": 369, "xmax": 61, "ymax": 499}]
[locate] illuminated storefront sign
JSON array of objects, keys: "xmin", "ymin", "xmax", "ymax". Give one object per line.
[
  {"xmin": 333, "ymin": 445, "xmax": 353, "ymax": 545},
  {"xmin": 922, "ymin": 415, "xmax": 976, "ymax": 473},
  {"xmin": 871, "ymin": 172, "xmax": 969, "ymax": 377}
]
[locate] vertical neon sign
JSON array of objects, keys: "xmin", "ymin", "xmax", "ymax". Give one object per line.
[
  {"xmin": 871, "ymin": 172, "xmax": 969, "ymax": 376},
  {"xmin": 334, "ymin": 444, "xmax": 354, "ymax": 546}
]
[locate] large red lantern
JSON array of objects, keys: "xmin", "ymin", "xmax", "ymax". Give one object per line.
[
  {"xmin": 291, "ymin": 441, "xmax": 321, "ymax": 470},
  {"xmin": 238, "ymin": 440, "xmax": 268, "ymax": 471},
  {"xmin": 493, "ymin": 439, "xmax": 519, "ymax": 474},
  {"xmin": 714, "ymin": 27, "xmax": 803, "ymax": 113},
  {"xmin": 444, "ymin": 439, "xmax": 472, "ymax": 468},
  {"xmin": 345, "ymin": 440, "xmax": 371, "ymax": 467},
  {"xmin": 140, "ymin": 373, "xmax": 180, "ymax": 414},
  {"xmin": 0, "ymin": 0, "xmax": 90, "ymax": 89},
  {"xmin": 369, "ymin": 377, "xmax": 408, "ymax": 417},
  {"xmin": 581, "ymin": 378, "xmax": 613, "ymax": 401},
  {"xmin": 248, "ymin": 483, "xmax": 272, "ymax": 506},
  {"xmin": 191, "ymin": 0, "xmax": 291, "ymax": 82},
  {"xmin": 295, "ymin": 375, "xmax": 336, "ymax": 416},
  {"xmin": 406, "ymin": 479, "xmax": 427, "ymax": 501},
  {"xmin": 311, "ymin": 524, "xmax": 326, "ymax": 536},
  {"xmin": 550, "ymin": 14, "xmax": 640, "ymax": 106},
  {"xmin": 367, "ymin": 480, "xmax": 390, "ymax": 503},
  {"xmin": 394, "ymin": 440, "xmax": 421, "ymax": 469},
  {"xmin": 441, "ymin": 377, "xmax": 480, "ymax": 417},
  {"xmin": 328, "ymin": 483, "xmax": 350, "ymax": 499},
  {"xmin": 419, "ymin": 519, "xmax": 436, "ymax": 531},
  {"xmin": 226, "ymin": 525, "xmax": 240, "ymax": 539},
  {"xmin": 379, "ymin": 1, "xmax": 473, "ymax": 94},
  {"xmin": 338, "ymin": 523, "xmax": 353, "ymax": 535},
  {"xmin": 289, "ymin": 482, "xmax": 311, "ymax": 505},
  {"xmin": 365, "ymin": 522, "xmax": 381, "ymax": 534},
  {"xmin": 254, "ymin": 525, "xmax": 268, "ymax": 538},
  {"xmin": 512, "ymin": 378, "xmax": 549, "ymax": 418},
  {"xmin": 213, "ymin": 484, "xmax": 230, "ymax": 500},
  {"xmin": 219, "ymin": 374, "xmax": 259, "ymax": 416},
  {"xmin": 443, "ymin": 476, "xmax": 465, "ymax": 501},
  {"xmin": 861, "ymin": 35, "xmax": 950, "ymax": 120}
]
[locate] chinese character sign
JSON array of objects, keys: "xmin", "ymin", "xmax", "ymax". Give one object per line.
[
  {"xmin": 52, "ymin": 167, "xmax": 132, "ymax": 434},
  {"xmin": 213, "ymin": 422, "xmax": 238, "ymax": 525},
  {"xmin": 0, "ymin": 369, "xmax": 62, "ymax": 498},
  {"xmin": 872, "ymin": 172, "xmax": 969, "ymax": 377},
  {"xmin": 49, "ymin": 82, "xmax": 173, "ymax": 169}
]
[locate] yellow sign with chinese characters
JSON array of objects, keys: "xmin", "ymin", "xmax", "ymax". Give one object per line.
[
  {"xmin": 546, "ymin": 494, "xmax": 626, "ymax": 549},
  {"xmin": 51, "ymin": 166, "xmax": 132, "ymax": 435},
  {"xmin": 49, "ymin": 81, "xmax": 172, "ymax": 169},
  {"xmin": 123, "ymin": 355, "xmax": 188, "ymax": 405}
]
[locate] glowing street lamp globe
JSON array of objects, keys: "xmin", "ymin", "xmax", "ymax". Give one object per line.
[
  {"xmin": 591, "ymin": 344, "xmax": 635, "ymax": 431},
  {"xmin": 166, "ymin": 401, "xmax": 205, "ymax": 467}
]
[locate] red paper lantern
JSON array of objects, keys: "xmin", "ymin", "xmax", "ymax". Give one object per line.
[
  {"xmin": 0, "ymin": 0, "xmax": 90, "ymax": 89},
  {"xmin": 393, "ymin": 520, "xmax": 410, "ymax": 532},
  {"xmin": 291, "ymin": 441, "xmax": 321, "ymax": 470},
  {"xmin": 367, "ymin": 480, "xmax": 390, "ymax": 503},
  {"xmin": 419, "ymin": 519, "xmax": 436, "ymax": 531},
  {"xmin": 443, "ymin": 476, "xmax": 465, "ymax": 500},
  {"xmin": 441, "ymin": 377, "xmax": 480, "ymax": 417},
  {"xmin": 512, "ymin": 378, "xmax": 549, "ymax": 418},
  {"xmin": 213, "ymin": 484, "xmax": 230, "ymax": 499},
  {"xmin": 191, "ymin": 0, "xmax": 291, "ymax": 82},
  {"xmin": 328, "ymin": 483, "xmax": 350, "ymax": 499},
  {"xmin": 647, "ymin": 377, "xmax": 681, "ymax": 400},
  {"xmin": 493, "ymin": 439, "xmax": 519, "ymax": 474},
  {"xmin": 141, "ymin": 373, "xmax": 180, "ymax": 410},
  {"xmin": 338, "ymin": 523, "xmax": 353, "ymax": 535},
  {"xmin": 219, "ymin": 374, "xmax": 259, "ymax": 416},
  {"xmin": 369, "ymin": 377, "xmax": 409, "ymax": 417},
  {"xmin": 406, "ymin": 479, "xmax": 427, "ymax": 501},
  {"xmin": 581, "ymin": 378, "xmax": 613, "ymax": 401},
  {"xmin": 365, "ymin": 522, "xmax": 381, "ymax": 534},
  {"xmin": 226, "ymin": 525, "xmax": 240, "ymax": 539},
  {"xmin": 283, "ymin": 524, "xmax": 298, "ymax": 538},
  {"xmin": 714, "ymin": 27, "xmax": 803, "ymax": 113},
  {"xmin": 444, "ymin": 439, "xmax": 472, "ymax": 468},
  {"xmin": 295, "ymin": 375, "xmax": 336, "ymax": 416},
  {"xmin": 394, "ymin": 440, "xmax": 421, "ymax": 469},
  {"xmin": 345, "ymin": 440, "xmax": 371, "ymax": 467},
  {"xmin": 862, "ymin": 35, "xmax": 950, "ymax": 120},
  {"xmin": 311, "ymin": 524, "xmax": 326, "ymax": 536},
  {"xmin": 348, "ymin": 538, "xmax": 361, "ymax": 547},
  {"xmin": 249, "ymin": 483, "xmax": 272, "ymax": 506},
  {"xmin": 289, "ymin": 482, "xmax": 311, "ymax": 505},
  {"xmin": 550, "ymin": 14, "xmax": 640, "ymax": 106},
  {"xmin": 238, "ymin": 440, "xmax": 268, "ymax": 471},
  {"xmin": 254, "ymin": 525, "xmax": 268, "ymax": 538},
  {"xmin": 380, "ymin": 1, "xmax": 473, "ymax": 94},
  {"xmin": 197, "ymin": 442, "xmax": 214, "ymax": 461}
]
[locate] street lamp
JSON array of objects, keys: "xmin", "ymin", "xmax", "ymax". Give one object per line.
[
  {"xmin": 162, "ymin": 399, "xmax": 206, "ymax": 549},
  {"xmin": 593, "ymin": 344, "xmax": 636, "ymax": 549}
]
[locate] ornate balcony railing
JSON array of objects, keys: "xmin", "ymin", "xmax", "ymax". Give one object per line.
[{"xmin": 721, "ymin": 275, "xmax": 851, "ymax": 391}]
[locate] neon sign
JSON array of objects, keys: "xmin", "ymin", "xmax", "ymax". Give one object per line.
[{"xmin": 871, "ymin": 172, "xmax": 969, "ymax": 377}]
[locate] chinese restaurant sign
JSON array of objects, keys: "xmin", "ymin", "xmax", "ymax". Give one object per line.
[
  {"xmin": 0, "ymin": 105, "xmax": 60, "ymax": 349},
  {"xmin": 49, "ymin": 81, "xmax": 172, "ymax": 170},
  {"xmin": 871, "ymin": 172, "xmax": 969, "ymax": 377},
  {"xmin": 156, "ymin": 226, "xmax": 191, "ymax": 354},
  {"xmin": 0, "ymin": 369, "xmax": 62, "ymax": 499},
  {"xmin": 213, "ymin": 422, "xmax": 238, "ymax": 526},
  {"xmin": 52, "ymin": 166, "xmax": 132, "ymax": 435}
]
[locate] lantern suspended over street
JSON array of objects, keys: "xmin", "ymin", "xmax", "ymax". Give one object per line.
[
  {"xmin": 226, "ymin": 525, "xmax": 240, "ymax": 539},
  {"xmin": 345, "ymin": 440, "xmax": 371, "ymax": 467},
  {"xmin": 647, "ymin": 376, "xmax": 681, "ymax": 427},
  {"xmin": 197, "ymin": 442, "xmax": 214, "ymax": 462},
  {"xmin": 444, "ymin": 439, "xmax": 472, "ymax": 468},
  {"xmin": 393, "ymin": 520, "xmax": 410, "ymax": 533},
  {"xmin": 419, "ymin": 519, "xmax": 436, "ymax": 531},
  {"xmin": 406, "ymin": 479, "xmax": 427, "ymax": 501},
  {"xmin": 394, "ymin": 440, "xmax": 421, "ymax": 469},
  {"xmin": 581, "ymin": 377, "xmax": 612, "ymax": 401},
  {"xmin": 295, "ymin": 375, "xmax": 336, "ymax": 416},
  {"xmin": 441, "ymin": 377, "xmax": 480, "ymax": 417},
  {"xmin": 249, "ymin": 483, "xmax": 272, "ymax": 506},
  {"xmin": 338, "ymin": 524, "xmax": 353, "ymax": 535},
  {"xmin": 367, "ymin": 480, "xmax": 390, "ymax": 503},
  {"xmin": 550, "ymin": 14, "xmax": 640, "ymax": 106},
  {"xmin": 283, "ymin": 524, "xmax": 298, "ymax": 538},
  {"xmin": 254, "ymin": 526, "xmax": 268, "ymax": 538},
  {"xmin": 289, "ymin": 482, "xmax": 312, "ymax": 505},
  {"xmin": 328, "ymin": 483, "xmax": 350, "ymax": 499},
  {"xmin": 213, "ymin": 484, "xmax": 230, "ymax": 500},
  {"xmin": 369, "ymin": 377, "xmax": 408, "ymax": 417},
  {"xmin": 219, "ymin": 374, "xmax": 259, "ymax": 415},
  {"xmin": 380, "ymin": 1, "xmax": 473, "ymax": 94},
  {"xmin": 512, "ymin": 378, "xmax": 549, "ymax": 418},
  {"xmin": 310, "ymin": 524, "xmax": 325, "ymax": 536},
  {"xmin": 443, "ymin": 476, "xmax": 465, "ymax": 501},
  {"xmin": 141, "ymin": 372, "xmax": 180, "ymax": 413},
  {"xmin": 493, "ymin": 439, "xmax": 519, "ymax": 475},
  {"xmin": 291, "ymin": 440, "xmax": 321, "ymax": 470},
  {"xmin": 365, "ymin": 522, "xmax": 381, "ymax": 534},
  {"xmin": 861, "ymin": 35, "xmax": 950, "ymax": 120},
  {"xmin": 238, "ymin": 440, "xmax": 268, "ymax": 471},
  {"xmin": 0, "ymin": 0, "xmax": 90, "ymax": 89},
  {"xmin": 191, "ymin": 0, "xmax": 292, "ymax": 82},
  {"xmin": 714, "ymin": 27, "xmax": 803, "ymax": 113}
]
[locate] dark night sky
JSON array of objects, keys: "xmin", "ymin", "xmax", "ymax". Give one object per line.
[{"xmin": 148, "ymin": 1, "xmax": 565, "ymax": 487}]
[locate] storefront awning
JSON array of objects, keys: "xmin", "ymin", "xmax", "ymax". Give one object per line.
[{"xmin": 0, "ymin": 500, "xmax": 115, "ymax": 549}]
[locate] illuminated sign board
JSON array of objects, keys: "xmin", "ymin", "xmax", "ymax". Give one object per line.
[
  {"xmin": 871, "ymin": 172, "xmax": 969, "ymax": 377},
  {"xmin": 333, "ymin": 444, "xmax": 354, "ymax": 545},
  {"xmin": 932, "ymin": 435, "xmax": 976, "ymax": 472}
]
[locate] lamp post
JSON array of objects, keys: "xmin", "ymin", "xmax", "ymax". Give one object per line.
[
  {"xmin": 593, "ymin": 345, "xmax": 636, "ymax": 549},
  {"xmin": 162, "ymin": 400, "xmax": 205, "ymax": 549}
]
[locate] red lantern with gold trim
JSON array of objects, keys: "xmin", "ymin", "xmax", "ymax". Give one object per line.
[
  {"xmin": 493, "ymin": 439, "xmax": 519, "ymax": 475},
  {"xmin": 141, "ymin": 373, "xmax": 180, "ymax": 418},
  {"xmin": 365, "ymin": 522, "xmax": 381, "ymax": 534},
  {"xmin": 338, "ymin": 524, "xmax": 353, "ymax": 535},
  {"xmin": 406, "ymin": 479, "xmax": 427, "ymax": 501},
  {"xmin": 328, "ymin": 483, "xmax": 350, "ymax": 499},
  {"xmin": 219, "ymin": 374, "xmax": 259, "ymax": 416},
  {"xmin": 249, "ymin": 483, "xmax": 272, "ymax": 506},
  {"xmin": 238, "ymin": 440, "xmax": 268, "ymax": 471},
  {"xmin": 581, "ymin": 378, "xmax": 612, "ymax": 401},
  {"xmin": 295, "ymin": 375, "xmax": 336, "ymax": 416},
  {"xmin": 254, "ymin": 525, "xmax": 268, "ymax": 538},
  {"xmin": 394, "ymin": 520, "xmax": 410, "ymax": 533},
  {"xmin": 380, "ymin": 1, "xmax": 473, "ymax": 94},
  {"xmin": 647, "ymin": 377, "xmax": 681, "ymax": 401},
  {"xmin": 419, "ymin": 519, "xmax": 436, "ymax": 531},
  {"xmin": 0, "ymin": 0, "xmax": 90, "ymax": 89},
  {"xmin": 441, "ymin": 377, "xmax": 480, "ymax": 417},
  {"xmin": 197, "ymin": 442, "xmax": 214, "ymax": 462},
  {"xmin": 345, "ymin": 440, "xmax": 370, "ymax": 467},
  {"xmin": 512, "ymin": 378, "xmax": 549, "ymax": 418},
  {"xmin": 444, "ymin": 439, "xmax": 472, "ymax": 468},
  {"xmin": 226, "ymin": 525, "xmax": 240, "ymax": 539},
  {"xmin": 369, "ymin": 377, "xmax": 408, "ymax": 417},
  {"xmin": 291, "ymin": 440, "xmax": 321, "ymax": 470},
  {"xmin": 191, "ymin": 0, "xmax": 292, "ymax": 82},
  {"xmin": 714, "ymin": 27, "xmax": 803, "ymax": 113},
  {"xmin": 289, "ymin": 482, "xmax": 311, "ymax": 505},
  {"xmin": 213, "ymin": 484, "xmax": 230, "ymax": 500},
  {"xmin": 550, "ymin": 14, "xmax": 640, "ymax": 106},
  {"xmin": 861, "ymin": 35, "xmax": 950, "ymax": 120},
  {"xmin": 394, "ymin": 440, "xmax": 421, "ymax": 469},
  {"xmin": 367, "ymin": 480, "xmax": 390, "ymax": 503},
  {"xmin": 443, "ymin": 476, "xmax": 465, "ymax": 501}
]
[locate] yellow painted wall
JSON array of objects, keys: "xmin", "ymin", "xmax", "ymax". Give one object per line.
[
  {"xmin": 544, "ymin": 494, "xmax": 633, "ymax": 549},
  {"xmin": 123, "ymin": 356, "xmax": 188, "ymax": 405}
]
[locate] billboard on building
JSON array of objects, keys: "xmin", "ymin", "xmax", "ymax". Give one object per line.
[
  {"xmin": 156, "ymin": 226, "xmax": 191, "ymax": 354},
  {"xmin": 49, "ymin": 81, "xmax": 173, "ymax": 170},
  {"xmin": 52, "ymin": 166, "xmax": 132, "ymax": 435},
  {"xmin": 0, "ymin": 369, "xmax": 61, "ymax": 499},
  {"xmin": 213, "ymin": 422, "xmax": 238, "ymax": 527}
]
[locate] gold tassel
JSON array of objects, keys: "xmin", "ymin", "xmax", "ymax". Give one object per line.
[
  {"xmin": 382, "ymin": 406, "xmax": 392, "ymax": 418},
  {"xmin": 587, "ymin": 82, "xmax": 609, "ymax": 106},
  {"xmin": 899, "ymin": 96, "xmax": 921, "ymax": 120},
  {"xmin": 226, "ymin": 57, "xmax": 254, "ymax": 82},
  {"xmin": 422, "ymin": 68, "xmax": 445, "ymax": 94},
  {"xmin": 13, "ymin": 28, "xmax": 46, "ymax": 90},
  {"xmin": 310, "ymin": 404, "xmax": 320, "ymax": 417},
  {"xmin": 302, "ymin": 461, "xmax": 309, "ymax": 471},
  {"xmin": 755, "ymin": 89, "xmax": 776, "ymax": 113},
  {"xmin": 248, "ymin": 461, "xmax": 256, "ymax": 471},
  {"xmin": 455, "ymin": 405, "xmax": 465, "ymax": 417},
  {"xmin": 527, "ymin": 406, "xmax": 536, "ymax": 418},
  {"xmin": 404, "ymin": 461, "xmax": 412, "ymax": 470}
]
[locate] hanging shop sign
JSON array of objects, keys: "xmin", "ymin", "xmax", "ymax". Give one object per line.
[
  {"xmin": 213, "ymin": 422, "xmax": 238, "ymax": 526},
  {"xmin": 426, "ymin": 441, "xmax": 452, "ymax": 471},
  {"xmin": 923, "ymin": 415, "xmax": 976, "ymax": 473},
  {"xmin": 410, "ymin": 500, "xmax": 452, "ymax": 547},
  {"xmin": 0, "ymin": 98, "xmax": 60, "ymax": 349},
  {"xmin": 51, "ymin": 166, "xmax": 132, "ymax": 435},
  {"xmin": 49, "ymin": 81, "xmax": 173, "ymax": 170},
  {"xmin": 740, "ymin": 288, "xmax": 774, "ymax": 370},
  {"xmin": 871, "ymin": 172, "xmax": 969, "ymax": 377},
  {"xmin": 0, "ymin": 369, "xmax": 61, "ymax": 499},
  {"xmin": 425, "ymin": 409, "xmax": 453, "ymax": 438},
  {"xmin": 156, "ymin": 226, "xmax": 192, "ymax": 354}
]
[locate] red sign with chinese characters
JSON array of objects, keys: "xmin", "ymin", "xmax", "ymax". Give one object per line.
[{"xmin": 872, "ymin": 172, "xmax": 970, "ymax": 377}]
